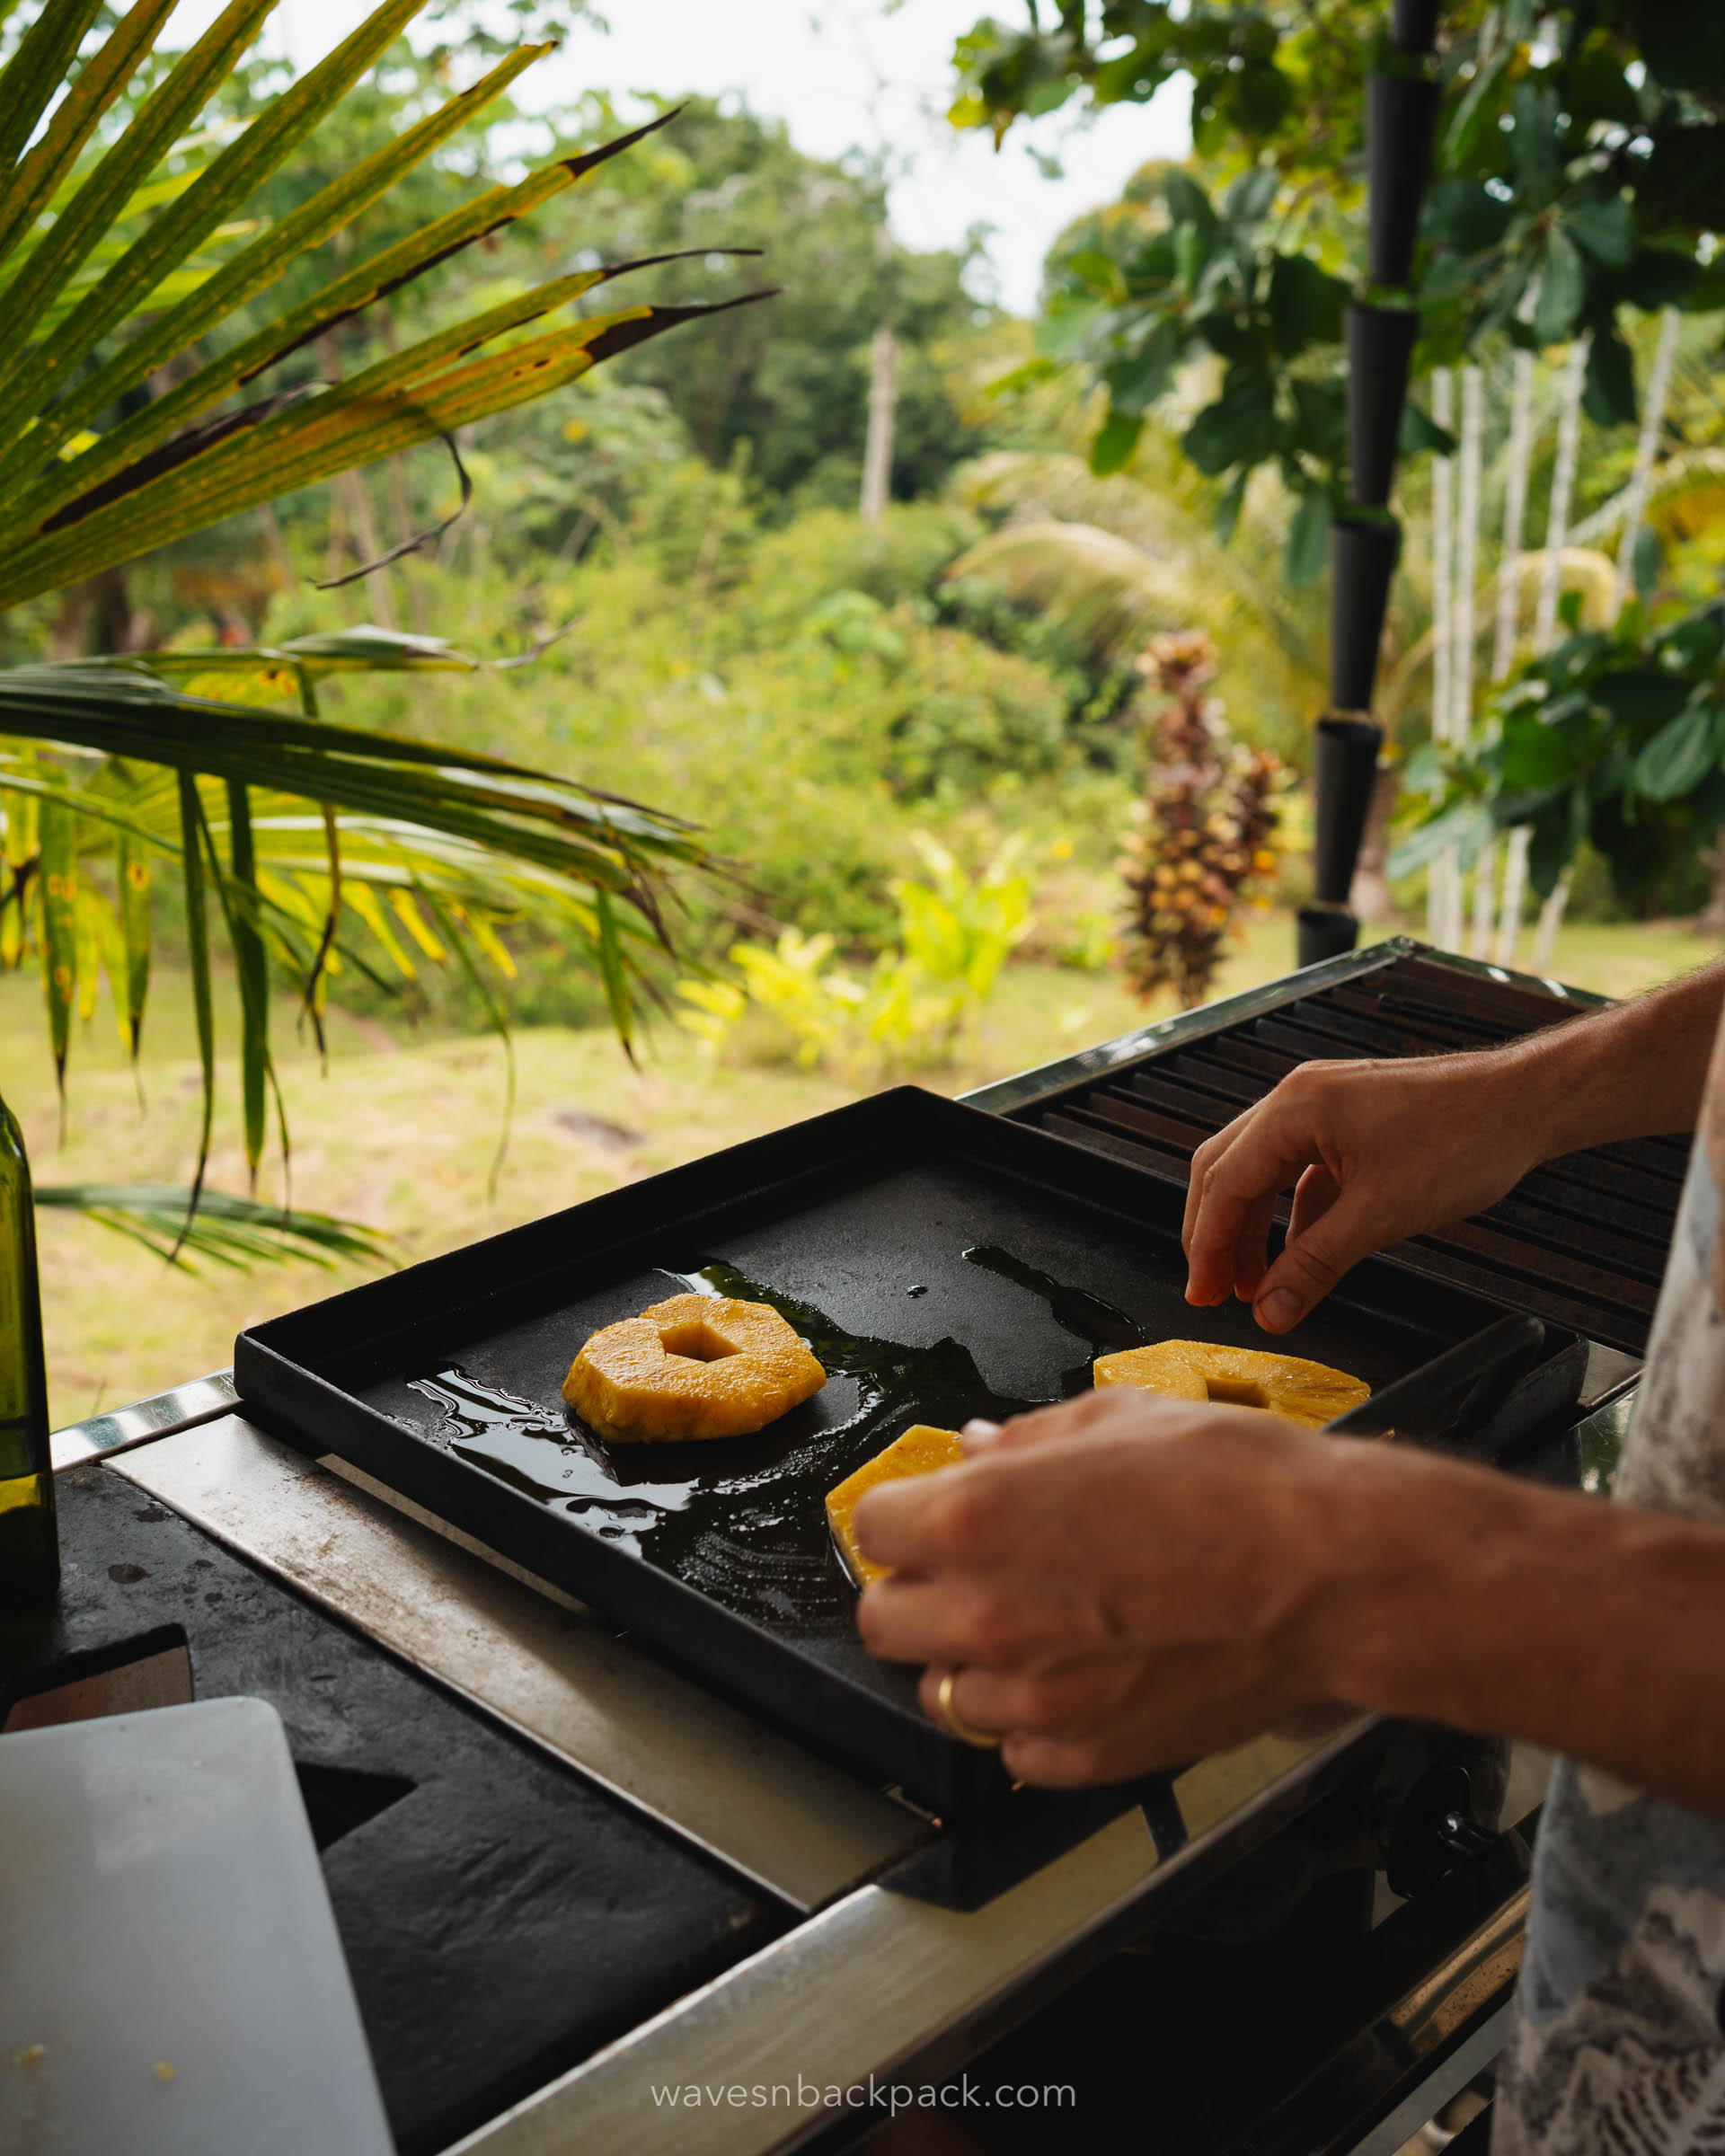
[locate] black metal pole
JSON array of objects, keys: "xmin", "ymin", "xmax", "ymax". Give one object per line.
[{"xmin": 1309, "ymin": 2, "xmax": 1440, "ymax": 966}]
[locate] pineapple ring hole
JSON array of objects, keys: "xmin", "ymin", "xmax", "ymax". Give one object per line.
[
  {"xmin": 1205, "ymin": 1376, "xmax": 1269, "ymax": 1409},
  {"xmin": 658, "ymin": 1321, "xmax": 742, "ymax": 1365}
]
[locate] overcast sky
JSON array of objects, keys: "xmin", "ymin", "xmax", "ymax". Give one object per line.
[{"xmin": 165, "ymin": 0, "xmax": 1190, "ymax": 314}]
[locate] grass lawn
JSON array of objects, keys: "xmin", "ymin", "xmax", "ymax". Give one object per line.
[{"xmin": 6, "ymin": 906, "xmax": 1718, "ymax": 1427}]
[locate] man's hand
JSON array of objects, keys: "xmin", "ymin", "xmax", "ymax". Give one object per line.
[
  {"xmin": 1182, "ymin": 959, "xmax": 1725, "ymax": 1335},
  {"xmin": 854, "ymin": 1390, "xmax": 1343, "ymax": 1785},
  {"xmin": 1181, "ymin": 1054, "xmax": 1541, "ymax": 1333}
]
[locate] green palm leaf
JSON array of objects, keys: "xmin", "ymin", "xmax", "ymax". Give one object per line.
[
  {"xmin": 34, "ymin": 1183, "xmax": 394, "ymax": 1273},
  {"xmin": 0, "ymin": 1, "xmax": 762, "ymax": 1251}
]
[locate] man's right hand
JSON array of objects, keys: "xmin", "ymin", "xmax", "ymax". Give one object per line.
[{"xmin": 1181, "ymin": 1052, "xmax": 1543, "ymax": 1334}]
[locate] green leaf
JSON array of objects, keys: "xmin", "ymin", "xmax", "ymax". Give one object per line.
[
  {"xmin": 1103, "ymin": 320, "xmax": 1179, "ymax": 414},
  {"xmin": 1163, "ymin": 171, "xmax": 1216, "ymax": 234},
  {"xmin": 1214, "ymin": 466, "xmax": 1248, "ymax": 546},
  {"xmin": 0, "ymin": 0, "xmax": 436, "ymax": 460},
  {"xmin": 0, "ymin": 0, "xmax": 283, "ymax": 417},
  {"xmin": 1527, "ymin": 785, "xmax": 1589, "ymax": 897},
  {"xmin": 1065, "ymin": 248, "xmax": 1123, "ymax": 296},
  {"xmin": 1591, "ymin": 667, "xmax": 1692, "ymax": 732},
  {"xmin": 1420, "ymin": 177, "xmax": 1513, "ymax": 254},
  {"xmin": 37, "ymin": 790, "xmax": 77, "ymax": 1099},
  {"xmin": 1224, "ymin": 165, "xmax": 1279, "ymax": 226},
  {"xmin": 1, "ymin": 292, "xmax": 773, "ymax": 608},
  {"xmin": 1089, "ymin": 405, "xmax": 1144, "ymax": 475},
  {"xmin": 223, "ymin": 781, "xmax": 270, "ymax": 1185},
  {"xmin": 3, "ymin": 37, "xmax": 556, "ymax": 505},
  {"xmin": 1584, "ymin": 327, "xmax": 1638, "ymax": 428},
  {"xmin": 116, "ymin": 826, "xmax": 151, "ymax": 1063},
  {"xmin": 0, "ymin": 0, "xmax": 105, "ymax": 174},
  {"xmin": 1399, "ymin": 401, "xmax": 1456, "ymax": 458},
  {"xmin": 1510, "ymin": 80, "xmax": 1561, "ymax": 202},
  {"xmin": 1284, "ymin": 485, "xmax": 1331, "ymax": 588},
  {"xmin": 1533, "ymin": 227, "xmax": 1586, "ymax": 344},
  {"xmin": 1182, "ymin": 373, "xmax": 1275, "ymax": 475},
  {"xmin": 1442, "ymin": 49, "xmax": 1509, "ymax": 169},
  {"xmin": 1563, "ymin": 193, "xmax": 1636, "ymax": 269},
  {"xmin": 1634, "ymin": 700, "xmax": 1720, "ymax": 801},
  {"xmin": 1500, "ymin": 717, "xmax": 1580, "ymax": 790},
  {"xmin": 1289, "ymin": 378, "xmax": 1347, "ymax": 462},
  {"xmin": 0, "ymin": 0, "xmax": 177, "ymax": 269},
  {"xmin": 34, "ymin": 1184, "xmax": 394, "ymax": 1274},
  {"xmin": 176, "ymin": 770, "xmax": 217, "ymax": 1230},
  {"xmin": 1268, "ymin": 255, "xmax": 1347, "ymax": 358},
  {"xmin": 1386, "ymin": 800, "xmax": 1492, "ymax": 879},
  {"xmin": 1610, "ymin": 247, "xmax": 1699, "ymax": 311}
]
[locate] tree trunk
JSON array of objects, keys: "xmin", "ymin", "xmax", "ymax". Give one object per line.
[
  {"xmin": 336, "ymin": 468, "xmax": 397, "ymax": 629},
  {"xmin": 860, "ymin": 325, "xmax": 897, "ymax": 523}
]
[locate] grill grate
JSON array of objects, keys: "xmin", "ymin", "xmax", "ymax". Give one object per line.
[{"xmin": 1015, "ymin": 948, "xmax": 1685, "ymax": 1357}]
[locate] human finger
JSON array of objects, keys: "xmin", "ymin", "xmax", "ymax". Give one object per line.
[
  {"xmin": 918, "ymin": 1653, "xmax": 1137, "ymax": 1743},
  {"xmin": 1250, "ymin": 1182, "xmax": 1389, "ymax": 1333},
  {"xmin": 1000, "ymin": 1668, "xmax": 1309, "ymax": 1788},
  {"xmin": 1287, "ymin": 1160, "xmax": 1342, "ymax": 1249},
  {"xmin": 850, "ymin": 1454, "xmax": 993, "ymax": 1573},
  {"xmin": 860, "ymin": 1569, "xmax": 1099, "ymax": 1667},
  {"xmin": 1182, "ymin": 1084, "xmax": 1340, "ymax": 1307},
  {"xmin": 1227, "ymin": 1188, "xmax": 1281, "ymax": 1303}
]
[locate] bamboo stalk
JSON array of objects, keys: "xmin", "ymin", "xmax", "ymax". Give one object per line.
[
  {"xmin": 1493, "ymin": 349, "xmax": 1537, "ymax": 677},
  {"xmin": 1428, "ymin": 367, "xmax": 1456, "ymax": 948},
  {"xmin": 1534, "ymin": 334, "xmax": 1589, "ymax": 648},
  {"xmin": 1531, "ymin": 863, "xmax": 1571, "ymax": 973},
  {"xmin": 1496, "ymin": 825, "xmax": 1532, "ymax": 967},
  {"xmin": 1614, "ymin": 305, "xmax": 1681, "ymax": 596},
  {"xmin": 1455, "ymin": 367, "xmax": 1487, "ymax": 953},
  {"xmin": 1520, "ymin": 334, "xmax": 1592, "ymax": 968},
  {"xmin": 1493, "ymin": 306, "xmax": 1539, "ymax": 965}
]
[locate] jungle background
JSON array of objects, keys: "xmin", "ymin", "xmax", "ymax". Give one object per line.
[{"xmin": 7, "ymin": 0, "xmax": 1722, "ymax": 1420}]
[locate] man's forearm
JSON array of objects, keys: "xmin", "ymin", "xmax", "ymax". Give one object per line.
[
  {"xmin": 1501, "ymin": 957, "xmax": 1725, "ymax": 1164},
  {"xmin": 1308, "ymin": 1445, "xmax": 1725, "ymax": 1818}
]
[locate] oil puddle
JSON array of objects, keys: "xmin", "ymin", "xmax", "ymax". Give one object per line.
[
  {"xmin": 403, "ymin": 1250, "xmax": 1150, "ymax": 1634},
  {"xmin": 959, "ymin": 1247, "xmax": 1147, "ymax": 1391}
]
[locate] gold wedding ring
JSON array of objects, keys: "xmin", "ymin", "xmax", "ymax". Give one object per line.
[{"xmin": 935, "ymin": 1666, "xmax": 1001, "ymax": 1750}]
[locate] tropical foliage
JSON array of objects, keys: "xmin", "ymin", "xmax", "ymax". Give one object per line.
[
  {"xmin": 677, "ymin": 839, "xmax": 1033, "ymax": 1081},
  {"xmin": 0, "ymin": 0, "xmax": 765, "ymax": 1229},
  {"xmin": 954, "ymin": 3, "xmax": 1722, "ymax": 570},
  {"xmin": 1117, "ymin": 632, "xmax": 1285, "ymax": 1007},
  {"xmin": 1391, "ymin": 593, "xmax": 1725, "ymax": 908}
]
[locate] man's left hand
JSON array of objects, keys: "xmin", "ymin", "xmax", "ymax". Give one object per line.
[{"xmin": 852, "ymin": 1389, "xmax": 1347, "ymax": 1785}]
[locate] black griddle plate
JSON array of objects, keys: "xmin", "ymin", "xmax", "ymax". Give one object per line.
[{"xmin": 235, "ymin": 1087, "xmax": 1584, "ymax": 1816}]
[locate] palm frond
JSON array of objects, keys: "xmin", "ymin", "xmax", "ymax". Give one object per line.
[
  {"xmin": 0, "ymin": 4, "xmax": 759, "ymax": 1253},
  {"xmin": 951, "ymin": 446, "xmax": 1322, "ymax": 703},
  {"xmin": 1570, "ymin": 447, "xmax": 1725, "ymax": 551},
  {"xmin": 34, "ymin": 1182, "xmax": 394, "ymax": 1272}
]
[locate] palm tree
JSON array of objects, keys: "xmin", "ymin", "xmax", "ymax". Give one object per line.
[
  {"xmin": 0, "ymin": 1, "xmax": 765, "ymax": 1244},
  {"xmin": 945, "ymin": 444, "xmax": 1327, "ymax": 762}
]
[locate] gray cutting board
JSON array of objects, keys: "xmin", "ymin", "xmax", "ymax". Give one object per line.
[{"xmin": 0, "ymin": 1695, "xmax": 394, "ymax": 2155}]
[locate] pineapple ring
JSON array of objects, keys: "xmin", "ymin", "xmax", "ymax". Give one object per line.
[
  {"xmin": 826, "ymin": 1425, "xmax": 964, "ymax": 1588},
  {"xmin": 562, "ymin": 1294, "xmax": 826, "ymax": 1442},
  {"xmin": 1092, "ymin": 1340, "xmax": 1369, "ymax": 1429}
]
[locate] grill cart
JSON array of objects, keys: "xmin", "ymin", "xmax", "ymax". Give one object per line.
[{"xmin": 12, "ymin": 940, "xmax": 1651, "ymax": 2156}]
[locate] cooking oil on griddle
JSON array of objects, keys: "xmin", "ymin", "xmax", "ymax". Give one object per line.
[{"xmin": 404, "ymin": 1252, "xmax": 1148, "ymax": 1637}]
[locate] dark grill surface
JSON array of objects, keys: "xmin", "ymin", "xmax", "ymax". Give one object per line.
[{"xmin": 1013, "ymin": 947, "xmax": 1687, "ymax": 1357}]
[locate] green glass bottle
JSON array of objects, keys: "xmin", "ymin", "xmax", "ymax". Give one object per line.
[{"xmin": 0, "ymin": 1092, "xmax": 58, "ymax": 1607}]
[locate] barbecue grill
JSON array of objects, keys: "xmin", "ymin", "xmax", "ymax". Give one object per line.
[{"xmin": 17, "ymin": 936, "xmax": 1659, "ymax": 2155}]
